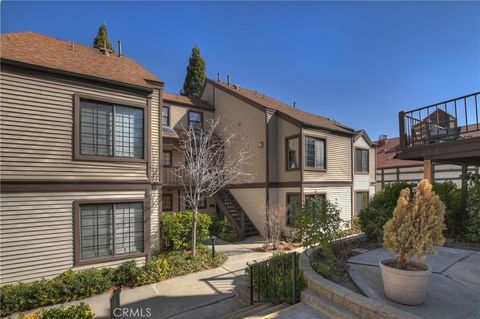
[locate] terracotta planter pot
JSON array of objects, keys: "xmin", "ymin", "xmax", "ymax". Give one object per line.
[{"xmin": 379, "ymin": 258, "xmax": 431, "ymax": 305}]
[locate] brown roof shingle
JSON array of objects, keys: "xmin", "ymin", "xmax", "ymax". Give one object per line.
[
  {"xmin": 0, "ymin": 31, "xmax": 162, "ymax": 89},
  {"xmin": 208, "ymin": 79, "xmax": 354, "ymax": 135},
  {"xmin": 163, "ymin": 92, "xmax": 214, "ymax": 110}
]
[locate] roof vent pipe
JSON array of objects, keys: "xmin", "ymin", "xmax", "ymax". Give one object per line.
[
  {"xmin": 71, "ymin": 42, "xmax": 75, "ymax": 51},
  {"xmin": 217, "ymin": 73, "xmax": 220, "ymax": 82},
  {"xmin": 117, "ymin": 40, "xmax": 122, "ymax": 57},
  {"xmin": 293, "ymin": 101, "xmax": 296, "ymax": 108},
  {"xmin": 227, "ymin": 75, "xmax": 230, "ymax": 85}
]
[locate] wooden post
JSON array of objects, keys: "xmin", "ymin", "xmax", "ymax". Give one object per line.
[
  {"xmin": 460, "ymin": 165, "xmax": 468, "ymax": 231},
  {"xmin": 423, "ymin": 160, "xmax": 433, "ymax": 183}
]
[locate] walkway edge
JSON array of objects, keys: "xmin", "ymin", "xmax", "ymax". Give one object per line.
[{"xmin": 299, "ymin": 249, "xmax": 424, "ymax": 319}]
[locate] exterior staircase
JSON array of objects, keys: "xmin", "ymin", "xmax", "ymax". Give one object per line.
[
  {"xmin": 220, "ymin": 302, "xmax": 289, "ymax": 319},
  {"xmin": 214, "ymin": 189, "xmax": 259, "ymax": 237}
]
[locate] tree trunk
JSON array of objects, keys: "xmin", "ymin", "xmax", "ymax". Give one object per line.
[{"xmin": 192, "ymin": 207, "xmax": 198, "ymax": 257}]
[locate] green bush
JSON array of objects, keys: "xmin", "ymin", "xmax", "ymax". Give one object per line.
[
  {"xmin": 358, "ymin": 182, "xmax": 414, "ymax": 243},
  {"xmin": 19, "ymin": 302, "xmax": 94, "ymax": 319},
  {"xmin": 465, "ymin": 173, "xmax": 480, "ymax": 243},
  {"xmin": 0, "ymin": 247, "xmax": 227, "ymax": 317},
  {"xmin": 433, "ymin": 181, "xmax": 461, "ymax": 237},
  {"xmin": 294, "ymin": 198, "xmax": 343, "ymax": 254},
  {"xmin": 163, "ymin": 211, "xmax": 212, "ymax": 251},
  {"xmin": 209, "ymin": 216, "xmax": 242, "ymax": 242}
]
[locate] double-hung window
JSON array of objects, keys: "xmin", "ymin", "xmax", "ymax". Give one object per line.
[
  {"xmin": 76, "ymin": 97, "xmax": 145, "ymax": 161},
  {"xmin": 355, "ymin": 148, "xmax": 369, "ymax": 173},
  {"xmin": 162, "ymin": 194, "xmax": 173, "ymax": 212},
  {"xmin": 305, "ymin": 136, "xmax": 326, "ymax": 169},
  {"xmin": 286, "ymin": 136, "xmax": 300, "ymax": 170},
  {"xmin": 162, "ymin": 106, "xmax": 170, "ymax": 126},
  {"xmin": 76, "ymin": 201, "xmax": 145, "ymax": 264},
  {"xmin": 305, "ymin": 194, "xmax": 326, "ymax": 206},
  {"xmin": 162, "ymin": 151, "xmax": 172, "ymax": 167},
  {"xmin": 188, "ymin": 111, "xmax": 203, "ymax": 129},
  {"xmin": 355, "ymin": 192, "xmax": 369, "ymax": 215}
]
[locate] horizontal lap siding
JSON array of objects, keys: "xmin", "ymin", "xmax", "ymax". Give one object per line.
[
  {"xmin": 276, "ymin": 117, "xmax": 301, "ymax": 182},
  {"xmin": 230, "ymin": 189, "xmax": 266, "ymax": 236},
  {"xmin": 302, "ymin": 128, "xmax": 351, "ymax": 182},
  {"xmin": 151, "ymin": 90, "xmax": 160, "ymax": 183},
  {"xmin": 303, "ymin": 186, "xmax": 352, "ymax": 222},
  {"xmin": 0, "ymin": 68, "xmax": 148, "ymax": 181},
  {"xmin": 0, "ymin": 191, "xmax": 146, "ymax": 284},
  {"xmin": 166, "ymin": 102, "xmax": 214, "ymax": 129},
  {"xmin": 353, "ymin": 136, "xmax": 375, "ymax": 195}
]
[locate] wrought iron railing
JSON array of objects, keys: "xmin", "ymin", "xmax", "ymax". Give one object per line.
[
  {"xmin": 162, "ymin": 167, "xmax": 189, "ymax": 185},
  {"xmin": 246, "ymin": 252, "xmax": 303, "ymax": 305},
  {"xmin": 399, "ymin": 92, "xmax": 480, "ymax": 149}
]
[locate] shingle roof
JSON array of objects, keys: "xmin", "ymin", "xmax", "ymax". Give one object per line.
[
  {"xmin": 208, "ymin": 79, "xmax": 354, "ymax": 135},
  {"xmin": 0, "ymin": 31, "xmax": 163, "ymax": 89},
  {"xmin": 163, "ymin": 92, "xmax": 214, "ymax": 110}
]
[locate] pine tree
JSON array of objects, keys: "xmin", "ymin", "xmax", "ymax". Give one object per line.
[
  {"xmin": 93, "ymin": 23, "xmax": 114, "ymax": 53},
  {"xmin": 182, "ymin": 45, "xmax": 206, "ymax": 99}
]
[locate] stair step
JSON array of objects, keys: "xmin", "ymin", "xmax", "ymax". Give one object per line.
[
  {"xmin": 244, "ymin": 303, "xmax": 289, "ymax": 319},
  {"xmin": 220, "ymin": 303, "xmax": 268, "ymax": 319},
  {"xmin": 228, "ymin": 303, "xmax": 273, "ymax": 319},
  {"xmin": 302, "ymin": 289, "xmax": 360, "ymax": 319}
]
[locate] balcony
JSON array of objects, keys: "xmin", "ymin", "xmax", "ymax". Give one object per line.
[
  {"xmin": 398, "ymin": 92, "xmax": 480, "ymax": 165},
  {"xmin": 162, "ymin": 167, "xmax": 189, "ymax": 186}
]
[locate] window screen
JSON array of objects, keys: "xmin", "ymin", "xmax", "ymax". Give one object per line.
[
  {"xmin": 305, "ymin": 136, "xmax": 325, "ymax": 169},
  {"xmin": 355, "ymin": 192, "xmax": 369, "ymax": 215},
  {"xmin": 162, "ymin": 106, "xmax": 170, "ymax": 126},
  {"xmin": 188, "ymin": 111, "xmax": 202, "ymax": 129},
  {"xmin": 355, "ymin": 149, "xmax": 369, "ymax": 173},
  {"xmin": 287, "ymin": 137, "xmax": 299, "ymax": 169}
]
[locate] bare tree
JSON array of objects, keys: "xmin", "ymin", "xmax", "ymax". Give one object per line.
[
  {"xmin": 175, "ymin": 118, "xmax": 251, "ymax": 257},
  {"xmin": 264, "ymin": 205, "xmax": 287, "ymax": 250}
]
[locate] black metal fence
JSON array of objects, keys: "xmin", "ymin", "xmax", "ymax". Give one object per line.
[
  {"xmin": 399, "ymin": 92, "xmax": 480, "ymax": 149},
  {"xmin": 246, "ymin": 252, "xmax": 303, "ymax": 305}
]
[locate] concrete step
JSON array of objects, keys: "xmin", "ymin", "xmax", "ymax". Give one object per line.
[
  {"xmin": 227, "ymin": 303, "xmax": 273, "ymax": 319},
  {"xmin": 302, "ymin": 290, "xmax": 360, "ymax": 319},
  {"xmin": 220, "ymin": 303, "xmax": 269, "ymax": 319},
  {"xmin": 243, "ymin": 303, "xmax": 289, "ymax": 319},
  {"xmin": 260, "ymin": 303, "xmax": 332, "ymax": 319}
]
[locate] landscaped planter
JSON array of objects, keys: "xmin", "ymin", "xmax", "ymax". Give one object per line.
[{"xmin": 379, "ymin": 258, "xmax": 432, "ymax": 306}]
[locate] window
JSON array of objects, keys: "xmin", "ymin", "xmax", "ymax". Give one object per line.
[
  {"xmin": 77, "ymin": 97, "xmax": 145, "ymax": 161},
  {"xmin": 185, "ymin": 198, "xmax": 207, "ymax": 210},
  {"xmin": 162, "ymin": 194, "xmax": 173, "ymax": 211},
  {"xmin": 286, "ymin": 194, "xmax": 301, "ymax": 225},
  {"xmin": 286, "ymin": 136, "xmax": 300, "ymax": 170},
  {"xmin": 77, "ymin": 201, "xmax": 144, "ymax": 263},
  {"xmin": 355, "ymin": 192, "xmax": 369, "ymax": 215},
  {"xmin": 162, "ymin": 151, "xmax": 172, "ymax": 167},
  {"xmin": 305, "ymin": 194, "xmax": 326, "ymax": 206},
  {"xmin": 162, "ymin": 106, "xmax": 170, "ymax": 126},
  {"xmin": 188, "ymin": 111, "xmax": 203, "ymax": 129},
  {"xmin": 355, "ymin": 148, "xmax": 369, "ymax": 173},
  {"xmin": 305, "ymin": 136, "xmax": 326, "ymax": 169}
]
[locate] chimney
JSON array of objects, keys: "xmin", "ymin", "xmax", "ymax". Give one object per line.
[
  {"xmin": 227, "ymin": 75, "xmax": 230, "ymax": 85},
  {"xmin": 117, "ymin": 40, "xmax": 123, "ymax": 57},
  {"xmin": 378, "ymin": 134, "xmax": 388, "ymax": 147},
  {"xmin": 71, "ymin": 42, "xmax": 75, "ymax": 51},
  {"xmin": 293, "ymin": 101, "xmax": 296, "ymax": 108},
  {"xmin": 217, "ymin": 73, "xmax": 220, "ymax": 82}
]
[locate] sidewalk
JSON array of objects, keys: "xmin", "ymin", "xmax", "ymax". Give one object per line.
[{"xmin": 82, "ymin": 236, "xmax": 273, "ymax": 319}]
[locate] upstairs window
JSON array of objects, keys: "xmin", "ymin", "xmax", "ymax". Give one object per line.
[
  {"xmin": 162, "ymin": 106, "xmax": 170, "ymax": 126},
  {"xmin": 162, "ymin": 151, "xmax": 172, "ymax": 167},
  {"xmin": 355, "ymin": 148, "xmax": 369, "ymax": 173},
  {"xmin": 286, "ymin": 136, "xmax": 299, "ymax": 170},
  {"xmin": 188, "ymin": 111, "xmax": 203, "ymax": 129},
  {"xmin": 305, "ymin": 136, "xmax": 326, "ymax": 169},
  {"xmin": 77, "ymin": 97, "xmax": 145, "ymax": 161}
]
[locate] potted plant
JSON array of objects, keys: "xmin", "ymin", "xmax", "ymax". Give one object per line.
[{"xmin": 380, "ymin": 179, "xmax": 446, "ymax": 305}]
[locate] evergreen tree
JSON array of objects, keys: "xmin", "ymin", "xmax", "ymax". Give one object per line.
[
  {"xmin": 182, "ymin": 45, "xmax": 206, "ymax": 99},
  {"xmin": 93, "ymin": 23, "xmax": 114, "ymax": 53}
]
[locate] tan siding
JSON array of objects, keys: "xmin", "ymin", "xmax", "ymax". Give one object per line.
[
  {"xmin": 151, "ymin": 89, "xmax": 161, "ymax": 183},
  {"xmin": 303, "ymin": 186, "xmax": 352, "ymax": 222},
  {"xmin": 0, "ymin": 191, "xmax": 146, "ymax": 284},
  {"xmin": 211, "ymin": 86, "xmax": 267, "ymax": 182},
  {"xmin": 276, "ymin": 117, "xmax": 301, "ymax": 182},
  {"xmin": 353, "ymin": 136, "xmax": 375, "ymax": 194},
  {"xmin": 164, "ymin": 102, "xmax": 214, "ymax": 130},
  {"xmin": 302, "ymin": 128, "xmax": 352, "ymax": 182},
  {"xmin": 0, "ymin": 68, "xmax": 148, "ymax": 181}
]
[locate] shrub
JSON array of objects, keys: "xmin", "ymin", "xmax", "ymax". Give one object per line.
[
  {"xmin": 383, "ymin": 180, "xmax": 446, "ymax": 269},
  {"xmin": 465, "ymin": 173, "xmax": 480, "ymax": 243},
  {"xmin": 209, "ymin": 216, "xmax": 242, "ymax": 242},
  {"xmin": 433, "ymin": 181, "xmax": 461, "ymax": 237},
  {"xmin": 163, "ymin": 211, "xmax": 212, "ymax": 251},
  {"xmin": 264, "ymin": 205, "xmax": 287, "ymax": 249},
  {"xmin": 19, "ymin": 302, "xmax": 94, "ymax": 319},
  {"xmin": 294, "ymin": 198, "xmax": 342, "ymax": 256},
  {"xmin": 116, "ymin": 260, "xmax": 142, "ymax": 287},
  {"xmin": 358, "ymin": 182, "xmax": 414, "ymax": 243}
]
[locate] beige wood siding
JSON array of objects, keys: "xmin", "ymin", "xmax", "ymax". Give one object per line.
[
  {"xmin": 302, "ymin": 128, "xmax": 352, "ymax": 182},
  {"xmin": 230, "ymin": 188, "xmax": 266, "ymax": 236},
  {"xmin": 210, "ymin": 85, "xmax": 267, "ymax": 183},
  {"xmin": 353, "ymin": 136, "xmax": 375, "ymax": 193},
  {"xmin": 164, "ymin": 102, "xmax": 214, "ymax": 130},
  {"xmin": 273, "ymin": 116, "xmax": 301, "ymax": 182},
  {"xmin": 151, "ymin": 90, "xmax": 161, "ymax": 183},
  {"xmin": 0, "ymin": 67, "xmax": 149, "ymax": 181},
  {"xmin": 303, "ymin": 185, "xmax": 352, "ymax": 222},
  {"xmin": 0, "ymin": 191, "xmax": 146, "ymax": 284}
]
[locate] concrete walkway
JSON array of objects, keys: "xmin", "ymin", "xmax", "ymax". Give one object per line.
[
  {"xmin": 81, "ymin": 237, "xmax": 274, "ymax": 319},
  {"xmin": 347, "ymin": 246, "xmax": 480, "ymax": 319}
]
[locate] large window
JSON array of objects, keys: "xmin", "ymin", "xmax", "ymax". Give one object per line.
[
  {"xmin": 355, "ymin": 148, "xmax": 369, "ymax": 173},
  {"xmin": 162, "ymin": 151, "xmax": 172, "ymax": 167},
  {"xmin": 286, "ymin": 193, "xmax": 301, "ymax": 225},
  {"xmin": 286, "ymin": 136, "xmax": 300, "ymax": 170},
  {"xmin": 162, "ymin": 106, "xmax": 170, "ymax": 126},
  {"xmin": 188, "ymin": 111, "xmax": 203, "ymax": 129},
  {"xmin": 77, "ymin": 98, "xmax": 145, "ymax": 160},
  {"xmin": 305, "ymin": 136, "xmax": 326, "ymax": 169},
  {"xmin": 355, "ymin": 192, "xmax": 369, "ymax": 215},
  {"xmin": 77, "ymin": 201, "xmax": 144, "ymax": 264},
  {"xmin": 185, "ymin": 198, "xmax": 207, "ymax": 210}
]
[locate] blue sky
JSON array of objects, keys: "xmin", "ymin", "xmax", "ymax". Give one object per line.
[{"xmin": 2, "ymin": 1, "xmax": 479, "ymax": 139}]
